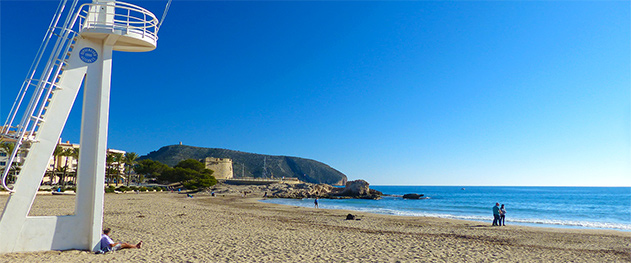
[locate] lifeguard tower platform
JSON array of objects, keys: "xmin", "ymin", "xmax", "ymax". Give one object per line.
[{"xmin": 0, "ymin": 0, "xmax": 169, "ymax": 253}]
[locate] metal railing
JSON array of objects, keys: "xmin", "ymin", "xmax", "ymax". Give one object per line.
[{"xmin": 78, "ymin": 1, "xmax": 160, "ymax": 43}]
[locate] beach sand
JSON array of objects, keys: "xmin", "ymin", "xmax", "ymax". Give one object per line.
[{"xmin": 0, "ymin": 192, "xmax": 629, "ymax": 262}]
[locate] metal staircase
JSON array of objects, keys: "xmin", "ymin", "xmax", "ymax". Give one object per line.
[{"xmin": 1, "ymin": 0, "xmax": 82, "ymax": 192}]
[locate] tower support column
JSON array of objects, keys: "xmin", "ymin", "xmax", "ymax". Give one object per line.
[{"xmin": 75, "ymin": 38, "xmax": 114, "ymax": 252}]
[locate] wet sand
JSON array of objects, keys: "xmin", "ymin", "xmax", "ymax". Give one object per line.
[{"xmin": 0, "ymin": 192, "xmax": 629, "ymax": 262}]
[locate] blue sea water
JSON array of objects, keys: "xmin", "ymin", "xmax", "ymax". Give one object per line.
[{"xmin": 261, "ymin": 186, "xmax": 631, "ymax": 231}]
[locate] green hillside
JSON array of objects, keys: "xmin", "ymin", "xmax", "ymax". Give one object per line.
[{"xmin": 139, "ymin": 145, "xmax": 348, "ymax": 186}]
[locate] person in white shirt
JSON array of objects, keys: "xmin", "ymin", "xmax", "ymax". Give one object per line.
[
  {"xmin": 499, "ymin": 204, "xmax": 507, "ymax": 226},
  {"xmin": 100, "ymin": 228, "xmax": 142, "ymax": 252}
]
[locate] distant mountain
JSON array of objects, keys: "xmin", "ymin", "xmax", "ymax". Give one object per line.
[{"xmin": 139, "ymin": 145, "xmax": 348, "ymax": 186}]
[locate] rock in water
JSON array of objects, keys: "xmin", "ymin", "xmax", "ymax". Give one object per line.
[
  {"xmin": 337, "ymin": 180, "xmax": 370, "ymax": 196},
  {"xmin": 402, "ymin": 193, "xmax": 424, "ymax": 199},
  {"xmin": 330, "ymin": 180, "xmax": 382, "ymax": 199}
]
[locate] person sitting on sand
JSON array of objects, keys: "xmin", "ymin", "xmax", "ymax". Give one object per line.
[{"xmin": 100, "ymin": 228, "xmax": 142, "ymax": 252}]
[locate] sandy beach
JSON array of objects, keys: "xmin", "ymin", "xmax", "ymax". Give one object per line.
[{"xmin": 0, "ymin": 191, "xmax": 629, "ymax": 262}]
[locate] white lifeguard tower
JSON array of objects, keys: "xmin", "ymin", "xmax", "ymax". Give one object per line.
[{"xmin": 0, "ymin": 0, "xmax": 169, "ymax": 253}]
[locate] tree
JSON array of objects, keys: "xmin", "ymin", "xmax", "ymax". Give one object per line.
[
  {"xmin": 106, "ymin": 153, "xmax": 116, "ymax": 186},
  {"xmin": 58, "ymin": 148, "xmax": 76, "ymax": 187},
  {"xmin": 0, "ymin": 142, "xmax": 14, "ymax": 157},
  {"xmin": 174, "ymin": 159, "xmax": 206, "ymax": 171},
  {"xmin": 158, "ymin": 159, "xmax": 216, "ymax": 190},
  {"xmin": 134, "ymin": 159, "xmax": 169, "ymax": 181},
  {"xmin": 69, "ymin": 148, "xmax": 79, "ymax": 185},
  {"xmin": 112, "ymin": 152, "xmax": 123, "ymax": 186},
  {"xmin": 0, "ymin": 141, "xmax": 18, "ymax": 185},
  {"xmin": 123, "ymin": 152, "xmax": 138, "ymax": 186},
  {"xmin": 47, "ymin": 145, "xmax": 65, "ymax": 185}
]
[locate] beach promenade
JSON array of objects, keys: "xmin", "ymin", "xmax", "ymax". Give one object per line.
[{"xmin": 0, "ymin": 192, "xmax": 629, "ymax": 262}]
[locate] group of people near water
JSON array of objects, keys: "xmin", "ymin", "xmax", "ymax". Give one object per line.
[{"xmin": 492, "ymin": 203, "xmax": 507, "ymax": 226}]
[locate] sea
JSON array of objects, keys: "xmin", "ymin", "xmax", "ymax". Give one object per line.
[{"xmin": 261, "ymin": 186, "xmax": 631, "ymax": 231}]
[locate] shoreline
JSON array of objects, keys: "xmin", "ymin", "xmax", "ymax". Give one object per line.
[
  {"xmin": 260, "ymin": 197, "xmax": 631, "ymax": 233},
  {"xmin": 1, "ymin": 192, "xmax": 630, "ymax": 262},
  {"xmin": 259, "ymin": 197, "xmax": 630, "ymax": 235}
]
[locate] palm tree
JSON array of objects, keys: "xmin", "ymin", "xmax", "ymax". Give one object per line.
[
  {"xmin": 123, "ymin": 152, "xmax": 138, "ymax": 186},
  {"xmin": 113, "ymin": 152, "xmax": 123, "ymax": 186},
  {"xmin": 50, "ymin": 145, "xmax": 64, "ymax": 185},
  {"xmin": 69, "ymin": 148, "xmax": 79, "ymax": 185},
  {"xmin": 106, "ymin": 153, "xmax": 115, "ymax": 186},
  {"xmin": 59, "ymin": 148, "xmax": 75, "ymax": 187},
  {"xmin": 0, "ymin": 141, "xmax": 18, "ymax": 184},
  {"xmin": 54, "ymin": 166, "xmax": 67, "ymax": 188},
  {"xmin": 0, "ymin": 141, "xmax": 15, "ymax": 157}
]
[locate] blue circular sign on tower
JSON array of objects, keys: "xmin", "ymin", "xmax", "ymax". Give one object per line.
[{"xmin": 79, "ymin": 47, "xmax": 98, "ymax": 63}]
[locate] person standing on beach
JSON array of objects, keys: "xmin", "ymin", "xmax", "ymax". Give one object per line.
[
  {"xmin": 500, "ymin": 204, "xmax": 506, "ymax": 226},
  {"xmin": 314, "ymin": 197, "xmax": 319, "ymax": 208},
  {"xmin": 492, "ymin": 203, "xmax": 500, "ymax": 226}
]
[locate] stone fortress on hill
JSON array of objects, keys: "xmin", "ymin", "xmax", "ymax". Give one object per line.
[{"xmin": 203, "ymin": 157, "xmax": 233, "ymax": 179}]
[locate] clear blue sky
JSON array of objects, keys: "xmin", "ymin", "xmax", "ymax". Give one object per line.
[{"xmin": 1, "ymin": 1, "xmax": 629, "ymax": 186}]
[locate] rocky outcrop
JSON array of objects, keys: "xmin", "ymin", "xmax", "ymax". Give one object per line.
[
  {"xmin": 332, "ymin": 180, "xmax": 382, "ymax": 199},
  {"xmin": 402, "ymin": 193, "xmax": 425, "ymax": 199},
  {"xmin": 336, "ymin": 180, "xmax": 370, "ymax": 196},
  {"xmin": 209, "ymin": 179, "xmax": 382, "ymax": 200},
  {"xmin": 272, "ymin": 180, "xmax": 382, "ymax": 199},
  {"xmin": 267, "ymin": 183, "xmax": 335, "ymax": 199}
]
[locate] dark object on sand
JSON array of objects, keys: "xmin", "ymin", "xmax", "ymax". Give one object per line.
[
  {"xmin": 346, "ymin": 214, "xmax": 356, "ymax": 220},
  {"xmin": 403, "ymin": 193, "xmax": 425, "ymax": 199},
  {"xmin": 52, "ymin": 191, "xmax": 75, "ymax": 196}
]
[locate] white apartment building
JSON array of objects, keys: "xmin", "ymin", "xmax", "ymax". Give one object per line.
[{"xmin": 0, "ymin": 138, "xmax": 126, "ymax": 185}]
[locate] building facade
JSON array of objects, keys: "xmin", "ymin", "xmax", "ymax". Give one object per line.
[{"xmin": 0, "ymin": 138, "xmax": 125, "ymax": 185}]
